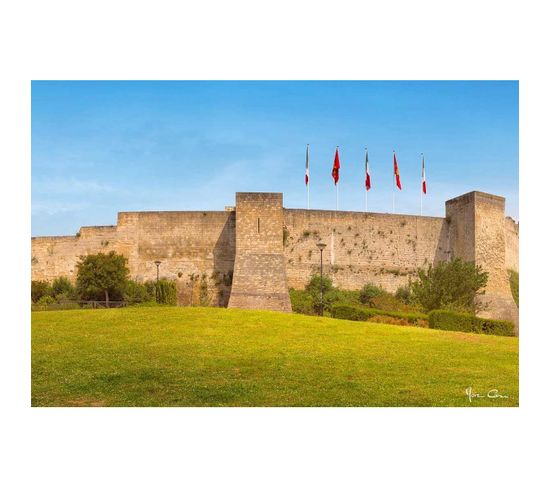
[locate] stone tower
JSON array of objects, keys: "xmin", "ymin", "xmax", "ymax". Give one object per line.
[
  {"xmin": 446, "ymin": 191, "xmax": 519, "ymax": 331},
  {"xmin": 227, "ymin": 192, "xmax": 292, "ymax": 312}
]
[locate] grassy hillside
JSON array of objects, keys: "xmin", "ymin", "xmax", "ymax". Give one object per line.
[{"xmin": 32, "ymin": 307, "xmax": 518, "ymax": 407}]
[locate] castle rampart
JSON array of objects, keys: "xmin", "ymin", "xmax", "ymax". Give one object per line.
[{"xmin": 31, "ymin": 190, "xmax": 519, "ymax": 327}]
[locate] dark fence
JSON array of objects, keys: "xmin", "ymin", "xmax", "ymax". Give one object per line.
[{"xmin": 31, "ymin": 300, "xmax": 128, "ymax": 312}]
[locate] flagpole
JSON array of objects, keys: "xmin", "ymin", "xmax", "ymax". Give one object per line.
[
  {"xmin": 392, "ymin": 150, "xmax": 395, "ymax": 214},
  {"xmin": 365, "ymin": 147, "xmax": 368, "ymax": 213},
  {"xmin": 336, "ymin": 146, "xmax": 339, "ymax": 210},
  {"xmin": 306, "ymin": 144, "xmax": 310, "ymax": 210}
]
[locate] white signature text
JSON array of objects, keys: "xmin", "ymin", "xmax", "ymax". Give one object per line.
[{"xmin": 465, "ymin": 386, "xmax": 509, "ymax": 402}]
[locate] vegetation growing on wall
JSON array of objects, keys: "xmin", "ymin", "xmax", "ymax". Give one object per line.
[
  {"xmin": 508, "ymin": 269, "xmax": 519, "ymax": 306},
  {"xmin": 283, "ymin": 226, "xmax": 289, "ymax": 247}
]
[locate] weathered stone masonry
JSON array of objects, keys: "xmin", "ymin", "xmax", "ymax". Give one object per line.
[{"xmin": 31, "ymin": 190, "xmax": 518, "ymax": 326}]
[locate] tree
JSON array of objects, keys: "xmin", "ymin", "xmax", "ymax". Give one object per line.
[
  {"xmin": 410, "ymin": 258, "xmax": 488, "ymax": 313},
  {"xmin": 31, "ymin": 280, "xmax": 52, "ymax": 303},
  {"xmin": 306, "ymin": 274, "xmax": 336, "ymax": 315},
  {"xmin": 75, "ymin": 252, "xmax": 129, "ymax": 305}
]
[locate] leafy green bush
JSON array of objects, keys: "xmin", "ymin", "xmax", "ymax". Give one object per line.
[
  {"xmin": 428, "ymin": 310, "xmax": 515, "ymax": 336},
  {"xmin": 51, "ymin": 277, "xmax": 76, "ymax": 299},
  {"xmin": 124, "ymin": 280, "xmax": 152, "ymax": 304},
  {"xmin": 331, "ymin": 304, "xmax": 428, "ymax": 327},
  {"xmin": 31, "ymin": 280, "xmax": 52, "ymax": 303},
  {"xmin": 305, "ymin": 274, "xmax": 337, "ymax": 314},
  {"xmin": 410, "ymin": 258, "xmax": 488, "ymax": 313},
  {"xmin": 359, "ymin": 283, "xmax": 385, "ymax": 306},
  {"xmin": 291, "ymin": 276, "xmax": 415, "ymax": 316},
  {"xmin": 144, "ymin": 281, "xmax": 157, "ymax": 299},
  {"xmin": 289, "ymin": 289, "xmax": 315, "ymax": 315},
  {"xmin": 37, "ymin": 295, "xmax": 55, "ymax": 306},
  {"xmin": 199, "ymin": 274, "xmax": 210, "ymax": 306},
  {"xmin": 370, "ymin": 293, "xmax": 412, "ymax": 312},
  {"xmin": 368, "ymin": 315, "xmax": 410, "ymax": 326},
  {"xmin": 395, "ymin": 285, "xmax": 412, "ymax": 304},
  {"xmin": 155, "ymin": 279, "xmax": 177, "ymax": 305},
  {"xmin": 508, "ymin": 270, "xmax": 519, "ymax": 307},
  {"xmin": 329, "ymin": 288, "xmax": 361, "ymax": 306}
]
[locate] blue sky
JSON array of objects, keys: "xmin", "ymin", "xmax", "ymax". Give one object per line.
[{"xmin": 31, "ymin": 81, "xmax": 518, "ymax": 236}]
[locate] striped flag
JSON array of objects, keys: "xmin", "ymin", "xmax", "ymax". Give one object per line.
[
  {"xmin": 365, "ymin": 149, "xmax": 371, "ymax": 190},
  {"xmin": 305, "ymin": 144, "xmax": 310, "ymax": 185},
  {"xmin": 332, "ymin": 147, "xmax": 340, "ymax": 185},
  {"xmin": 422, "ymin": 154, "xmax": 427, "ymax": 194},
  {"xmin": 393, "ymin": 152, "xmax": 402, "ymax": 190}
]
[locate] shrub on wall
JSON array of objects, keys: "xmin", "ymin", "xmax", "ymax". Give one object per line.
[
  {"xmin": 428, "ymin": 310, "xmax": 515, "ymax": 337},
  {"xmin": 508, "ymin": 270, "xmax": 519, "ymax": 307}
]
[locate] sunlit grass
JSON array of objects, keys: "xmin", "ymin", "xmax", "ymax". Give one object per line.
[{"xmin": 32, "ymin": 307, "xmax": 518, "ymax": 407}]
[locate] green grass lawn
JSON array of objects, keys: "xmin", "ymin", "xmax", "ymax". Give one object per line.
[{"xmin": 32, "ymin": 307, "xmax": 519, "ymax": 407}]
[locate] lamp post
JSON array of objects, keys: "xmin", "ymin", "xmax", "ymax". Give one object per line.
[
  {"xmin": 154, "ymin": 261, "xmax": 161, "ymax": 303},
  {"xmin": 316, "ymin": 242, "xmax": 327, "ymax": 316}
]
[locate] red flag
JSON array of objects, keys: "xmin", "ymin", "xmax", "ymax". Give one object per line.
[
  {"xmin": 365, "ymin": 149, "xmax": 371, "ymax": 190},
  {"xmin": 393, "ymin": 152, "xmax": 402, "ymax": 190},
  {"xmin": 332, "ymin": 147, "xmax": 340, "ymax": 185},
  {"xmin": 422, "ymin": 154, "xmax": 427, "ymax": 194},
  {"xmin": 305, "ymin": 144, "xmax": 310, "ymax": 186}
]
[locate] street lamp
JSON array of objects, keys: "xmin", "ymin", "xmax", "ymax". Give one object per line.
[
  {"xmin": 154, "ymin": 261, "xmax": 161, "ymax": 302},
  {"xmin": 316, "ymin": 242, "xmax": 327, "ymax": 316}
]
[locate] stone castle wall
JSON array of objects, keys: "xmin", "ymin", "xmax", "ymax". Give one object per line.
[
  {"xmin": 283, "ymin": 210, "xmax": 450, "ymax": 292},
  {"xmin": 505, "ymin": 217, "xmax": 519, "ymax": 273},
  {"xmin": 31, "ymin": 225, "xmax": 117, "ymax": 282},
  {"xmin": 31, "ymin": 190, "xmax": 519, "ymax": 325},
  {"xmin": 228, "ymin": 193, "xmax": 292, "ymax": 312},
  {"xmin": 446, "ymin": 192, "xmax": 518, "ymax": 330}
]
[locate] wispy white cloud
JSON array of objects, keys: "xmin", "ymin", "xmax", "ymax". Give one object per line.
[
  {"xmin": 32, "ymin": 201, "xmax": 88, "ymax": 216},
  {"xmin": 32, "ymin": 178, "xmax": 115, "ymax": 195}
]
